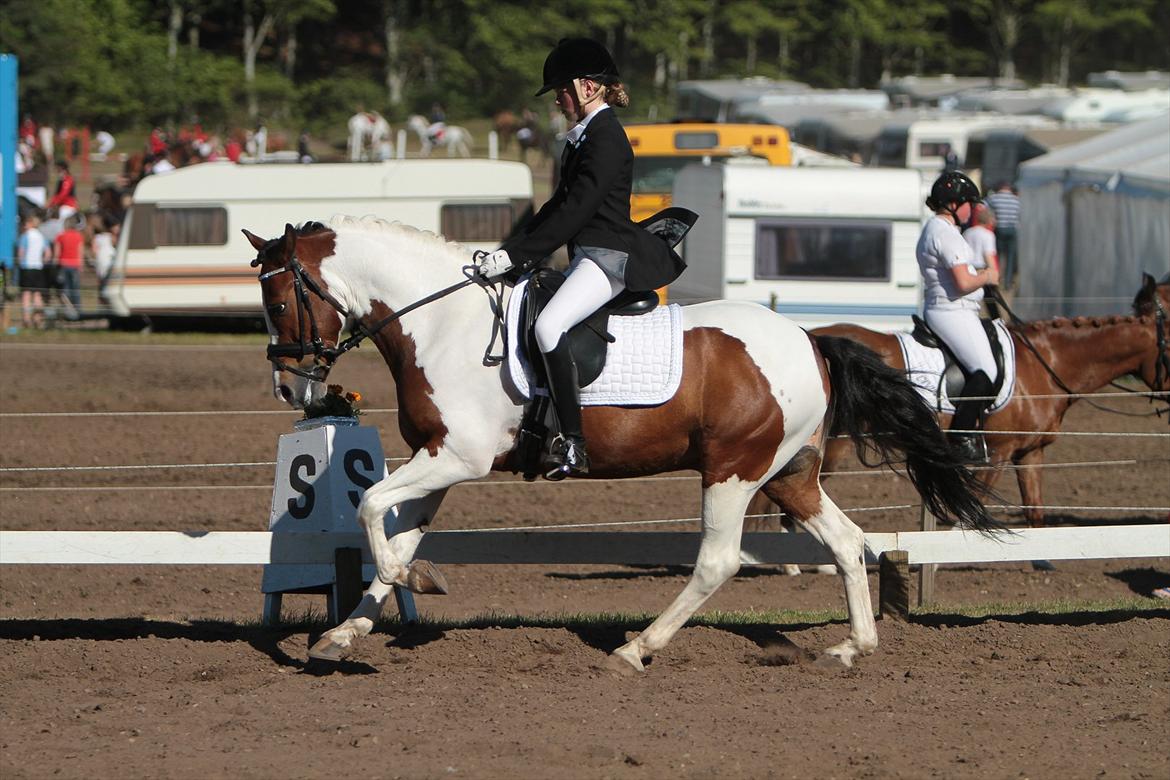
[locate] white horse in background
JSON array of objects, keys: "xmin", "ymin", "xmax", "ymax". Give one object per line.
[
  {"xmin": 407, "ymin": 115, "xmax": 473, "ymax": 157},
  {"xmin": 347, "ymin": 112, "xmax": 393, "ymax": 161}
]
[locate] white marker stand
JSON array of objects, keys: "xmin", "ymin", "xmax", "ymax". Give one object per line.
[{"xmin": 261, "ymin": 416, "xmax": 417, "ymax": 625}]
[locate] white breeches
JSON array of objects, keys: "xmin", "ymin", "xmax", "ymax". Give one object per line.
[
  {"xmin": 534, "ymin": 254, "xmax": 625, "ymax": 354},
  {"xmin": 924, "ymin": 306, "xmax": 999, "ymax": 381}
]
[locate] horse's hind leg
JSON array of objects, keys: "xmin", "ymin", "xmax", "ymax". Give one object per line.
[
  {"xmin": 762, "ymin": 478, "xmax": 877, "ymax": 667},
  {"xmin": 309, "ymin": 490, "xmax": 448, "ymax": 661},
  {"xmin": 611, "ymin": 480, "xmax": 753, "ymax": 672}
]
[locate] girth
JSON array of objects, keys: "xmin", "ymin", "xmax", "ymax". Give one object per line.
[
  {"xmin": 519, "ymin": 269, "xmax": 658, "ymax": 389},
  {"xmin": 911, "ymin": 314, "xmax": 1007, "ymax": 400}
]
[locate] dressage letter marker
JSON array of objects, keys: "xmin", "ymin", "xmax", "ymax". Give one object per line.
[{"xmin": 262, "ymin": 418, "xmax": 415, "ymax": 623}]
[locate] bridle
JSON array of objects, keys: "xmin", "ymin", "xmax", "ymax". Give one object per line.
[{"xmin": 257, "ymin": 252, "xmax": 485, "ymax": 381}]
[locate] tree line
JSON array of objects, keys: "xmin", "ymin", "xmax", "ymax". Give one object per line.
[{"xmin": 2, "ymin": 0, "xmax": 1166, "ymax": 134}]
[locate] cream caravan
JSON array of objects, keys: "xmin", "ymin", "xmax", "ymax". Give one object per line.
[
  {"xmin": 670, "ymin": 163, "xmax": 925, "ymax": 331},
  {"xmin": 108, "ymin": 159, "xmax": 533, "ymax": 318}
]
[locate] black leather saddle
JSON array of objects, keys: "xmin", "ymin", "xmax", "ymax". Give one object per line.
[
  {"xmin": 910, "ymin": 315, "xmax": 1008, "ymax": 401},
  {"xmin": 519, "ymin": 270, "xmax": 658, "ymax": 388}
]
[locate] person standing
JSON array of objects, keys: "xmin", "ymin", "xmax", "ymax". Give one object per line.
[
  {"xmin": 478, "ymin": 37, "xmax": 686, "ymax": 480},
  {"xmin": 53, "ymin": 216, "xmax": 85, "ymax": 319},
  {"xmin": 985, "ymin": 181, "xmax": 1020, "ymax": 290},
  {"xmin": 17, "ymin": 214, "xmax": 50, "ymax": 330},
  {"xmin": 917, "ymin": 171, "xmax": 1000, "ymax": 463},
  {"xmin": 48, "ymin": 160, "xmax": 78, "ymax": 220},
  {"xmin": 91, "ymin": 220, "xmax": 117, "ymax": 303}
]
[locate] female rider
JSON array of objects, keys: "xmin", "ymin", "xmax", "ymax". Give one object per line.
[
  {"xmin": 916, "ymin": 171, "xmax": 1001, "ymax": 462},
  {"xmin": 477, "ymin": 38, "xmax": 685, "ymax": 480}
]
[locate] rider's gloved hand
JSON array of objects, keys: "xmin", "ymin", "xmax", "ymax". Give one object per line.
[{"xmin": 478, "ymin": 249, "xmax": 513, "ymax": 280}]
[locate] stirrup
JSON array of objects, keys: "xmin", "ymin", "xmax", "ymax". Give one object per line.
[
  {"xmin": 543, "ymin": 434, "xmax": 590, "ymax": 481},
  {"xmin": 948, "ymin": 432, "xmax": 989, "ymax": 464}
]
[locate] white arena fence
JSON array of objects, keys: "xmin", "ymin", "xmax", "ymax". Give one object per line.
[{"xmin": 1, "ymin": 390, "xmax": 1167, "ymax": 621}]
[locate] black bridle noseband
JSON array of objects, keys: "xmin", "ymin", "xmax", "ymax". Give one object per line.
[{"xmin": 258, "ymin": 253, "xmax": 485, "ymax": 381}]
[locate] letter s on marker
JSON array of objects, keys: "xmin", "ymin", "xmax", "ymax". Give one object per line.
[
  {"xmin": 344, "ymin": 449, "xmax": 376, "ymax": 508},
  {"xmin": 287, "ymin": 453, "xmax": 317, "ymax": 519}
]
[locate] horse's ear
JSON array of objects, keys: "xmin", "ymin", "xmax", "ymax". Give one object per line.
[
  {"xmin": 282, "ymin": 222, "xmax": 298, "ymax": 260},
  {"xmin": 1134, "ymin": 272, "xmax": 1157, "ymax": 314},
  {"xmin": 242, "ymin": 228, "xmax": 266, "ymax": 252}
]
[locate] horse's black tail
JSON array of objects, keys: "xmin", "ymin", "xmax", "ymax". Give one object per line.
[{"xmin": 814, "ymin": 335, "xmax": 1004, "ymax": 534}]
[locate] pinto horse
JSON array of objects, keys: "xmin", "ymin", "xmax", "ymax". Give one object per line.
[
  {"xmin": 245, "ymin": 217, "xmax": 999, "ymax": 671},
  {"xmin": 748, "ymin": 275, "xmax": 1170, "ymax": 535}
]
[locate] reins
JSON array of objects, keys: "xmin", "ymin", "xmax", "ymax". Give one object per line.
[{"xmin": 987, "ymin": 286, "xmax": 1169, "ymax": 420}]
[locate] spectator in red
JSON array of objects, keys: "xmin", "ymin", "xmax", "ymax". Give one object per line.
[
  {"xmin": 48, "ymin": 160, "xmax": 79, "ymax": 220},
  {"xmin": 149, "ymin": 127, "xmax": 167, "ymax": 156},
  {"xmin": 52, "ymin": 215, "xmax": 85, "ymax": 319},
  {"xmin": 225, "ymin": 136, "xmax": 243, "ymax": 163}
]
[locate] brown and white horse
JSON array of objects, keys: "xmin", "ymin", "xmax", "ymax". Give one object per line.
[
  {"xmin": 246, "ymin": 217, "xmax": 999, "ymax": 671},
  {"xmin": 748, "ymin": 275, "xmax": 1170, "ymax": 536}
]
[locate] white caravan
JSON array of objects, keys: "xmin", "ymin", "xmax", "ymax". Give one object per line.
[
  {"xmin": 874, "ymin": 114, "xmax": 1056, "ymax": 175},
  {"xmin": 670, "ymin": 162, "xmax": 925, "ymax": 331},
  {"xmin": 108, "ymin": 159, "xmax": 533, "ymax": 318}
]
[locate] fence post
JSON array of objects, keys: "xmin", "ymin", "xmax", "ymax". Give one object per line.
[
  {"xmin": 329, "ymin": 547, "xmax": 364, "ymax": 625},
  {"xmin": 918, "ymin": 504, "xmax": 937, "ymax": 605},
  {"xmin": 878, "ymin": 550, "xmax": 910, "ymax": 620},
  {"xmin": 488, "ymin": 130, "xmax": 498, "ymax": 160}
]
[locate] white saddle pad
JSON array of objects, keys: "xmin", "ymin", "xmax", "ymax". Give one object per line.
[
  {"xmin": 895, "ymin": 319, "xmax": 1017, "ymax": 414},
  {"xmin": 506, "ymin": 277, "xmax": 684, "ymax": 406}
]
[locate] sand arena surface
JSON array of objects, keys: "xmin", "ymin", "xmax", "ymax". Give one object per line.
[{"xmin": 1, "ymin": 337, "xmax": 1167, "ymax": 778}]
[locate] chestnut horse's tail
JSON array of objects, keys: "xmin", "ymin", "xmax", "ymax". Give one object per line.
[{"xmin": 814, "ymin": 335, "xmax": 1003, "ymax": 534}]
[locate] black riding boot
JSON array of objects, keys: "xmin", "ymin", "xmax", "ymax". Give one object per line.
[
  {"xmin": 949, "ymin": 370, "xmax": 995, "ymax": 464},
  {"xmin": 541, "ymin": 334, "xmax": 589, "ymax": 480}
]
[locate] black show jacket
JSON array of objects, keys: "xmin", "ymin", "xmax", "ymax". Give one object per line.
[{"xmin": 500, "ymin": 107, "xmax": 685, "ymax": 293}]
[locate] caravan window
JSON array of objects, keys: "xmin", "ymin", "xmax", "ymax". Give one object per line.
[
  {"xmin": 127, "ymin": 205, "xmax": 228, "ymax": 249},
  {"xmin": 441, "ymin": 203, "xmax": 515, "ymax": 242},
  {"xmin": 754, "ymin": 220, "xmax": 891, "ymax": 281}
]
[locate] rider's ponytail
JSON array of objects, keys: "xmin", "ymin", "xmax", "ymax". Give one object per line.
[{"xmin": 605, "ymin": 82, "xmax": 630, "ymax": 108}]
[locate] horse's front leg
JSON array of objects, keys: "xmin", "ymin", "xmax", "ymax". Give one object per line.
[{"xmin": 309, "ymin": 489, "xmax": 448, "ymax": 661}]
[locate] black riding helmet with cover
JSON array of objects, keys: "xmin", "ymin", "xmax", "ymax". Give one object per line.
[{"xmin": 536, "ymin": 37, "xmax": 619, "ymax": 96}]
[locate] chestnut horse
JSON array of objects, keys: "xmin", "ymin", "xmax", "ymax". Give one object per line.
[
  {"xmin": 748, "ymin": 275, "xmax": 1170, "ymax": 535},
  {"xmin": 245, "ymin": 217, "xmax": 998, "ymax": 672}
]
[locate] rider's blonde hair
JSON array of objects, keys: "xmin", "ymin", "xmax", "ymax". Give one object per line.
[{"xmin": 605, "ymin": 82, "xmax": 630, "ymax": 108}]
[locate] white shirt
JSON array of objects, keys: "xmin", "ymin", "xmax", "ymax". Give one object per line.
[
  {"xmin": 18, "ymin": 228, "xmax": 48, "ymax": 271},
  {"xmin": 565, "ymin": 102, "xmax": 610, "ymax": 148},
  {"xmin": 917, "ymin": 215, "xmax": 982, "ymax": 310},
  {"xmin": 963, "ymin": 225, "xmax": 996, "ymax": 270}
]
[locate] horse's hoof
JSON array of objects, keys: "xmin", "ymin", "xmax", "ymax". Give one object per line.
[
  {"xmin": 608, "ymin": 642, "xmax": 646, "ymax": 674},
  {"xmin": 1031, "ymin": 559, "xmax": 1056, "ymax": 572},
  {"xmin": 405, "ymin": 559, "xmax": 449, "ymax": 595},
  {"xmin": 781, "ymin": 565, "xmax": 802, "ymax": 577},
  {"xmin": 308, "ymin": 635, "xmax": 348, "ymax": 662},
  {"xmin": 814, "ymin": 652, "xmax": 852, "ymax": 670}
]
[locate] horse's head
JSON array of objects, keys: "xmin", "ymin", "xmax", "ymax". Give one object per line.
[
  {"xmin": 245, "ymin": 222, "xmax": 344, "ymax": 409},
  {"xmin": 1132, "ymin": 272, "xmax": 1170, "ymax": 391}
]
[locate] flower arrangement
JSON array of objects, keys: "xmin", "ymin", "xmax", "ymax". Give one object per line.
[{"xmin": 303, "ymin": 384, "xmax": 364, "ymax": 419}]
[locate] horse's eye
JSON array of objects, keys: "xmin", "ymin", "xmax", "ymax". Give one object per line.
[{"xmin": 267, "ymin": 303, "xmax": 287, "ymax": 317}]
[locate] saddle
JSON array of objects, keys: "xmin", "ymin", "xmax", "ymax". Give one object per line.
[
  {"xmin": 910, "ymin": 314, "xmax": 1007, "ymax": 400},
  {"xmin": 507, "ymin": 207, "xmax": 697, "ymax": 480}
]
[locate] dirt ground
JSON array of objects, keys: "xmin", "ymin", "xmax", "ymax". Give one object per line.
[{"xmin": 1, "ymin": 336, "xmax": 1168, "ymax": 779}]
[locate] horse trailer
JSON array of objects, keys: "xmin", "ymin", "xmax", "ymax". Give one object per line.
[
  {"xmin": 107, "ymin": 159, "xmax": 533, "ymax": 319},
  {"xmin": 669, "ymin": 162, "xmax": 926, "ymax": 331}
]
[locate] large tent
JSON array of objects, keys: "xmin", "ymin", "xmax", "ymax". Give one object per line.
[{"xmin": 1015, "ymin": 114, "xmax": 1170, "ymax": 319}]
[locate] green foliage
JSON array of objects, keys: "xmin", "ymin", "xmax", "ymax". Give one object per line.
[
  {"xmin": 298, "ymin": 69, "xmax": 389, "ymax": 133},
  {"xmin": 1, "ymin": 0, "xmax": 1167, "ymax": 132}
]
